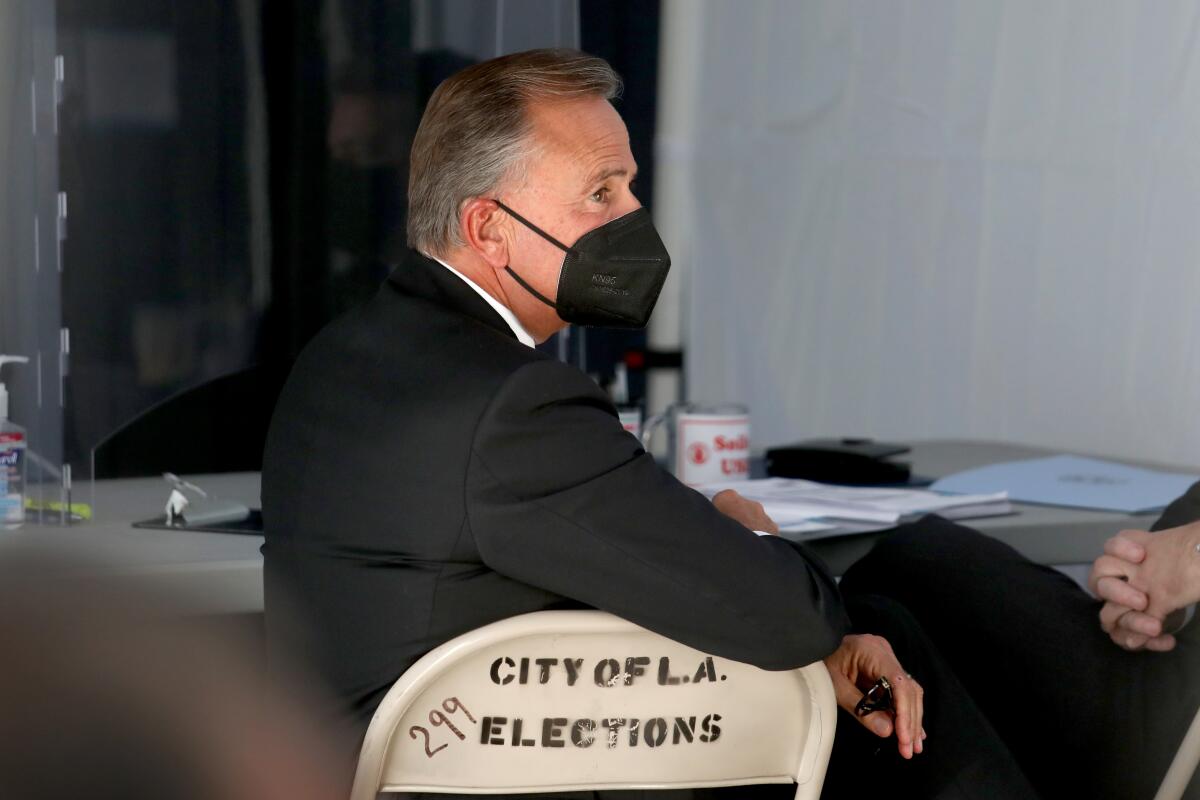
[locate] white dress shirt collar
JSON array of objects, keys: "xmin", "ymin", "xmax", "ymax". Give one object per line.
[{"xmin": 428, "ymin": 255, "xmax": 536, "ymax": 348}]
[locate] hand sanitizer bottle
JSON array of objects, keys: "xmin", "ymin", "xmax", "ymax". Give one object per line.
[{"xmin": 0, "ymin": 356, "xmax": 30, "ymax": 530}]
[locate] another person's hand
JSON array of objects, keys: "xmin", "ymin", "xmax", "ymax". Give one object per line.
[
  {"xmin": 1089, "ymin": 521, "xmax": 1200, "ymax": 651},
  {"xmin": 712, "ymin": 490, "xmax": 779, "ymax": 534},
  {"xmin": 823, "ymin": 633, "xmax": 926, "ymax": 759}
]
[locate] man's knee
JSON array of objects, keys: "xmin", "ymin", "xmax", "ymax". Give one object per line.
[
  {"xmin": 869, "ymin": 516, "xmax": 1017, "ymax": 568},
  {"xmin": 841, "ymin": 516, "xmax": 1018, "ymax": 597},
  {"xmin": 885, "ymin": 514, "xmax": 987, "ymax": 552}
]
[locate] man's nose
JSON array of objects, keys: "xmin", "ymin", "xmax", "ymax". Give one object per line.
[{"xmin": 614, "ymin": 191, "xmax": 641, "ymax": 218}]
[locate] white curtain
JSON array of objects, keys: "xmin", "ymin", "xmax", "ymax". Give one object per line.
[{"xmin": 664, "ymin": 0, "xmax": 1200, "ymax": 466}]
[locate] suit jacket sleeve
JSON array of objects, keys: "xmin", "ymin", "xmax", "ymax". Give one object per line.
[
  {"xmin": 1152, "ymin": 480, "xmax": 1200, "ymax": 531},
  {"xmin": 466, "ymin": 359, "xmax": 850, "ymax": 670}
]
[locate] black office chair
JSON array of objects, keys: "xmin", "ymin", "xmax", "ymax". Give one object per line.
[{"xmin": 90, "ymin": 364, "xmax": 289, "ymax": 480}]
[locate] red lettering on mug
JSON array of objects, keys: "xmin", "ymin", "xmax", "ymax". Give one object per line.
[
  {"xmin": 713, "ymin": 435, "xmax": 749, "ymax": 452},
  {"xmin": 721, "ymin": 458, "xmax": 748, "ymax": 476}
]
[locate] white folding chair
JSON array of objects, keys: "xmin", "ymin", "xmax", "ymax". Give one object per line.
[
  {"xmin": 1155, "ymin": 705, "xmax": 1200, "ymax": 800},
  {"xmin": 350, "ymin": 610, "xmax": 837, "ymax": 799}
]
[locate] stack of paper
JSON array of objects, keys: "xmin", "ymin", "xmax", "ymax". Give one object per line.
[
  {"xmin": 931, "ymin": 455, "xmax": 1200, "ymax": 514},
  {"xmin": 697, "ymin": 477, "xmax": 1012, "ymax": 538}
]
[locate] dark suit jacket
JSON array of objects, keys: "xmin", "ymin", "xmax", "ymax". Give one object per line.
[
  {"xmin": 1153, "ymin": 480, "xmax": 1200, "ymax": 532},
  {"xmin": 262, "ymin": 253, "xmax": 849, "ymax": 763}
]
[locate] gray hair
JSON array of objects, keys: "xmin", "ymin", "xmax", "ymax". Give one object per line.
[{"xmin": 407, "ymin": 48, "xmax": 622, "ymax": 256}]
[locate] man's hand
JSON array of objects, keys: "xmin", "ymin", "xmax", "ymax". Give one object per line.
[
  {"xmin": 1089, "ymin": 521, "xmax": 1200, "ymax": 651},
  {"xmin": 712, "ymin": 490, "xmax": 779, "ymax": 534},
  {"xmin": 1089, "ymin": 532, "xmax": 1164, "ymax": 651},
  {"xmin": 823, "ymin": 634, "xmax": 926, "ymax": 759}
]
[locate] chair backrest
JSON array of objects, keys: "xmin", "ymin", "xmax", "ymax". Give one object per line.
[
  {"xmin": 1154, "ymin": 703, "xmax": 1200, "ymax": 800},
  {"xmin": 350, "ymin": 610, "xmax": 836, "ymax": 800},
  {"xmin": 90, "ymin": 364, "xmax": 289, "ymax": 479}
]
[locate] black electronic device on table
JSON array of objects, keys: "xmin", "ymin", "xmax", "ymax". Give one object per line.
[
  {"xmin": 765, "ymin": 438, "xmax": 921, "ymax": 486},
  {"xmin": 133, "ymin": 509, "xmax": 264, "ymax": 536}
]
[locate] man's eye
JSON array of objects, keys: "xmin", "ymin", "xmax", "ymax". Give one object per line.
[{"xmin": 590, "ymin": 187, "xmax": 609, "ymax": 203}]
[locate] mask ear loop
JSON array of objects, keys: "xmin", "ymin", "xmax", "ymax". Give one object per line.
[
  {"xmin": 504, "ymin": 265, "xmax": 558, "ymax": 309},
  {"xmin": 492, "ymin": 199, "xmax": 573, "ymax": 253},
  {"xmin": 492, "ymin": 199, "xmax": 570, "ymax": 310}
]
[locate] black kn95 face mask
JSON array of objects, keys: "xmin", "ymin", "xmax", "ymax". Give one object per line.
[{"xmin": 493, "ymin": 199, "xmax": 672, "ymax": 329}]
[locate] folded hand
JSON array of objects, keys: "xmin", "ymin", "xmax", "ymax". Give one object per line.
[{"xmin": 1088, "ymin": 522, "xmax": 1200, "ymax": 651}]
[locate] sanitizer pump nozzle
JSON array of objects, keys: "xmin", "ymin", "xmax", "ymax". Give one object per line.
[{"xmin": 0, "ymin": 356, "xmax": 30, "ymax": 529}]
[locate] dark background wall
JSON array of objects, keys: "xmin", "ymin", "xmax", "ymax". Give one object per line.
[{"xmin": 49, "ymin": 0, "xmax": 660, "ymax": 478}]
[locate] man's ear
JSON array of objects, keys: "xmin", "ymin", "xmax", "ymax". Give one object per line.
[{"xmin": 460, "ymin": 198, "xmax": 509, "ymax": 270}]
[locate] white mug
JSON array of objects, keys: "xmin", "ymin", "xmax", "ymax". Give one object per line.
[{"xmin": 641, "ymin": 403, "xmax": 750, "ymax": 486}]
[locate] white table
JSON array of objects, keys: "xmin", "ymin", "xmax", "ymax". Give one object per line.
[
  {"xmin": 4, "ymin": 472, "xmax": 265, "ymax": 614},
  {"xmin": 806, "ymin": 440, "xmax": 1191, "ymax": 574},
  {"xmin": 7, "ymin": 441, "xmax": 1194, "ymax": 613}
]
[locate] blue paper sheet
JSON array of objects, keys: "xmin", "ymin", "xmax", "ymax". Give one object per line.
[{"xmin": 931, "ymin": 455, "xmax": 1199, "ymax": 514}]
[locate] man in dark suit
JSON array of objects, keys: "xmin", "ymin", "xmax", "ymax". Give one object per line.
[{"xmin": 263, "ymin": 48, "xmax": 1034, "ymax": 798}]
